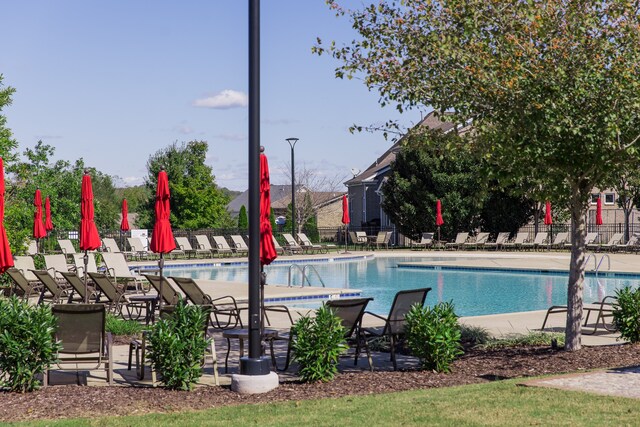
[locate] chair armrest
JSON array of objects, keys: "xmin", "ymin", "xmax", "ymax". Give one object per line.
[{"xmin": 363, "ymin": 310, "xmax": 387, "ymax": 322}]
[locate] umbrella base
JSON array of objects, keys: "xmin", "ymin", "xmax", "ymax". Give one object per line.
[{"xmin": 231, "ymin": 368, "xmax": 278, "ymax": 394}]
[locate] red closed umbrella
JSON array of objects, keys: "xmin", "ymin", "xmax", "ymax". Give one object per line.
[
  {"xmin": 33, "ymin": 190, "xmax": 46, "ymax": 240},
  {"xmin": 596, "ymin": 197, "xmax": 603, "ymax": 226},
  {"xmin": 44, "ymin": 196, "xmax": 53, "ymax": 232},
  {"xmin": 0, "ymin": 158, "xmax": 13, "ymax": 273},
  {"xmin": 544, "ymin": 201, "xmax": 553, "ymax": 225},
  {"xmin": 80, "ymin": 171, "xmax": 102, "ymax": 302},
  {"xmin": 341, "ymin": 195, "xmax": 350, "ymax": 253},
  {"xmin": 436, "ymin": 199, "xmax": 444, "ymax": 243},
  {"xmin": 260, "ymin": 152, "xmax": 277, "ymax": 266},
  {"xmin": 120, "ymin": 199, "xmax": 130, "ymax": 231},
  {"xmin": 149, "ymin": 168, "xmax": 176, "ymax": 311}
]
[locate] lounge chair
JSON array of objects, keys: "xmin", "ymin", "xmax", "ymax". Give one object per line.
[
  {"xmin": 46, "ymin": 303, "xmax": 113, "ymax": 385},
  {"xmin": 502, "ymin": 232, "xmax": 528, "ymax": 251},
  {"xmin": 410, "ymin": 232, "xmax": 434, "ymax": 250},
  {"xmin": 549, "ymin": 232, "xmax": 569, "ymax": 249},
  {"xmin": 445, "ymin": 232, "xmax": 469, "ymax": 250},
  {"xmin": 195, "ymin": 235, "xmax": 217, "ymax": 257},
  {"xmin": 282, "ymin": 233, "xmax": 304, "ymax": 254},
  {"xmin": 60, "ymin": 271, "xmax": 98, "ymax": 303},
  {"xmin": 541, "ymin": 295, "xmax": 617, "ymax": 335},
  {"xmin": 141, "ymin": 274, "xmax": 181, "ymax": 306},
  {"xmin": 43, "ymin": 254, "xmax": 72, "ymax": 282},
  {"xmin": 31, "ymin": 269, "xmax": 71, "ymax": 305},
  {"xmin": 100, "ymin": 252, "xmax": 148, "ymax": 293},
  {"xmin": 230, "ymin": 235, "xmax": 249, "ymax": 255},
  {"xmin": 212, "ymin": 236, "xmax": 235, "ymax": 257},
  {"xmin": 127, "ymin": 237, "xmax": 153, "ymax": 261},
  {"xmin": 362, "ymin": 287, "xmax": 432, "ymax": 370},
  {"xmin": 57, "ymin": 239, "xmax": 78, "ymax": 260},
  {"xmin": 614, "ymin": 234, "xmax": 640, "ymax": 253},
  {"xmin": 27, "ymin": 240, "xmax": 38, "ymax": 255},
  {"xmin": 520, "ymin": 232, "xmax": 548, "ymax": 251},
  {"xmin": 128, "ymin": 304, "xmax": 219, "ymax": 385},
  {"xmin": 349, "ymin": 231, "xmax": 367, "ymax": 250},
  {"xmin": 588, "ymin": 233, "xmax": 623, "ymax": 252},
  {"xmin": 175, "ymin": 236, "xmax": 209, "ymax": 259},
  {"xmin": 463, "ymin": 232, "xmax": 490, "ymax": 250},
  {"xmin": 580, "ymin": 232, "xmax": 600, "ymax": 250},
  {"xmin": 355, "ymin": 231, "xmax": 368, "ymax": 243},
  {"xmin": 87, "ymin": 272, "xmax": 145, "ymax": 320},
  {"xmin": 369, "ymin": 231, "xmax": 392, "ymax": 250},
  {"xmin": 272, "ymin": 235, "xmax": 287, "ymax": 255},
  {"xmin": 483, "ymin": 232, "xmax": 510, "ymax": 251},
  {"xmin": 170, "ymin": 276, "xmax": 242, "ymax": 329},
  {"xmin": 297, "ymin": 233, "xmax": 327, "ymax": 254},
  {"xmin": 276, "ymin": 297, "xmax": 373, "ymax": 372},
  {"xmin": 13, "ymin": 255, "xmax": 39, "ymax": 283},
  {"xmin": 72, "ymin": 253, "xmax": 99, "ymax": 277},
  {"xmin": 6, "ymin": 267, "xmax": 42, "ymax": 301}
]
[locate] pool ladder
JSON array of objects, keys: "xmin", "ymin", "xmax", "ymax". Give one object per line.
[
  {"xmin": 287, "ymin": 264, "xmax": 326, "ymax": 288},
  {"xmin": 585, "ymin": 253, "xmax": 610, "ymax": 275}
]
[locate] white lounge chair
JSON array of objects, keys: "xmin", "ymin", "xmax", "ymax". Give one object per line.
[
  {"xmin": 483, "ymin": 232, "xmax": 510, "ymax": 251},
  {"xmin": 57, "ymin": 239, "xmax": 78, "ymax": 260},
  {"xmin": 72, "ymin": 253, "xmax": 99, "ymax": 276},
  {"xmin": 502, "ymin": 232, "xmax": 528, "ymax": 251},
  {"xmin": 297, "ymin": 233, "xmax": 327, "ymax": 254},
  {"xmin": 13, "ymin": 255, "xmax": 39, "ymax": 282},
  {"xmin": 100, "ymin": 252, "xmax": 148, "ymax": 293},
  {"xmin": 410, "ymin": 232, "xmax": 434, "ymax": 250},
  {"xmin": 521, "ymin": 232, "xmax": 548, "ymax": 251},
  {"xmin": 127, "ymin": 237, "xmax": 154, "ymax": 260},
  {"xmin": 176, "ymin": 236, "xmax": 209, "ymax": 258},
  {"xmin": 282, "ymin": 233, "xmax": 304, "ymax": 254},
  {"xmin": 230, "ymin": 235, "xmax": 249, "ymax": 255},
  {"xmin": 272, "ymin": 235, "xmax": 287, "ymax": 255},
  {"xmin": 550, "ymin": 232, "xmax": 569, "ymax": 249},
  {"xmin": 212, "ymin": 236, "xmax": 234, "ymax": 257},
  {"xmin": 589, "ymin": 233, "xmax": 623, "ymax": 252},
  {"xmin": 43, "ymin": 254, "xmax": 73, "ymax": 282},
  {"xmin": 195, "ymin": 235, "xmax": 216, "ymax": 257},
  {"xmin": 445, "ymin": 232, "xmax": 469, "ymax": 250},
  {"xmin": 463, "ymin": 232, "xmax": 489, "ymax": 250}
]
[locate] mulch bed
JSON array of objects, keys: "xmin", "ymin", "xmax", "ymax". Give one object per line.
[{"xmin": 2, "ymin": 344, "xmax": 640, "ymax": 422}]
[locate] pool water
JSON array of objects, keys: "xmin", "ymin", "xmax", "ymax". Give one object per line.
[{"xmin": 167, "ymin": 257, "xmax": 640, "ymax": 316}]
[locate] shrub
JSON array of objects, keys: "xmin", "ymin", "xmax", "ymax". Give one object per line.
[
  {"xmin": 613, "ymin": 286, "xmax": 640, "ymax": 343},
  {"xmin": 0, "ymin": 296, "xmax": 60, "ymax": 392},
  {"xmin": 291, "ymin": 303, "xmax": 347, "ymax": 382},
  {"xmin": 459, "ymin": 324, "xmax": 491, "ymax": 348},
  {"xmin": 146, "ymin": 301, "xmax": 210, "ymax": 390},
  {"xmin": 480, "ymin": 332, "xmax": 565, "ymax": 349},
  {"xmin": 405, "ymin": 301, "xmax": 463, "ymax": 373},
  {"xmin": 106, "ymin": 314, "xmax": 144, "ymax": 336}
]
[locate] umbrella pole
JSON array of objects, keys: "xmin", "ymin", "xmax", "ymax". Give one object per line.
[
  {"xmin": 158, "ymin": 253, "xmax": 164, "ymax": 312},
  {"xmin": 83, "ymin": 250, "xmax": 89, "ymax": 303}
]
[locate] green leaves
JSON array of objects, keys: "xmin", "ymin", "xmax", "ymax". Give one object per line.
[
  {"xmin": 0, "ymin": 296, "xmax": 60, "ymax": 392},
  {"xmin": 291, "ymin": 303, "xmax": 347, "ymax": 383},
  {"xmin": 613, "ymin": 287, "xmax": 640, "ymax": 343},
  {"xmin": 405, "ymin": 301, "xmax": 463, "ymax": 373}
]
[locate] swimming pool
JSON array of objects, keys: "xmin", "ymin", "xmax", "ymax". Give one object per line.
[{"xmin": 167, "ymin": 257, "xmax": 640, "ymax": 316}]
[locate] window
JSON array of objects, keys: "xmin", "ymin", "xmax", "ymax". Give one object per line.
[
  {"xmin": 604, "ymin": 193, "xmax": 615, "ymax": 205},
  {"xmin": 590, "ymin": 194, "xmax": 600, "ymax": 205}
]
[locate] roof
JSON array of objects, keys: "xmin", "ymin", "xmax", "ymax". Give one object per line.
[
  {"xmin": 271, "ymin": 191, "xmax": 345, "ymax": 210},
  {"xmin": 227, "ymin": 184, "xmax": 301, "ymax": 214},
  {"xmin": 344, "ymin": 111, "xmax": 462, "ymax": 187}
]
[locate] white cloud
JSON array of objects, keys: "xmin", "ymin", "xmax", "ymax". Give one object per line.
[
  {"xmin": 122, "ymin": 176, "xmax": 144, "ymax": 186},
  {"xmin": 193, "ymin": 90, "xmax": 248, "ymax": 109},
  {"xmin": 214, "ymin": 133, "xmax": 247, "ymax": 142},
  {"xmin": 173, "ymin": 124, "xmax": 194, "ymax": 134}
]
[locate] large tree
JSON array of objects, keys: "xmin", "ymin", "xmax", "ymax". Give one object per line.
[
  {"xmin": 318, "ymin": 0, "xmax": 640, "ymax": 350},
  {"xmin": 141, "ymin": 141, "xmax": 232, "ymax": 230}
]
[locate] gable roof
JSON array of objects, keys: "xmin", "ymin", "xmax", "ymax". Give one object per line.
[{"xmin": 227, "ymin": 184, "xmax": 303, "ymax": 214}]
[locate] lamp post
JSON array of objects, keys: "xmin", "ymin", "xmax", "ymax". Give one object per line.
[{"xmin": 285, "ymin": 137, "xmax": 299, "ymax": 238}]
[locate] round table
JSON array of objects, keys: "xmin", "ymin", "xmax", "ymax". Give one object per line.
[{"xmin": 222, "ymin": 328, "xmax": 279, "ymax": 373}]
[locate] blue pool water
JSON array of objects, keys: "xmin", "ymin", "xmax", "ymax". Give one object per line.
[{"xmin": 167, "ymin": 257, "xmax": 640, "ymax": 316}]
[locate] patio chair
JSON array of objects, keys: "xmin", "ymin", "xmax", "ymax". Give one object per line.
[
  {"xmin": 520, "ymin": 232, "xmax": 548, "ymax": 251},
  {"xmin": 581, "ymin": 232, "xmax": 600, "ymax": 250},
  {"xmin": 101, "ymin": 237, "xmax": 134, "ymax": 260},
  {"xmin": 362, "ymin": 287, "xmax": 432, "ymax": 370},
  {"xmin": 501, "ymin": 232, "xmax": 528, "ymax": 251},
  {"xmin": 282, "ymin": 233, "xmax": 304, "ymax": 254},
  {"xmin": 463, "ymin": 232, "xmax": 490, "ymax": 250},
  {"xmin": 410, "ymin": 232, "xmax": 434, "ymax": 250},
  {"xmin": 127, "ymin": 237, "xmax": 153, "ymax": 261},
  {"xmin": 614, "ymin": 234, "xmax": 640, "ymax": 253},
  {"xmin": 141, "ymin": 274, "xmax": 181, "ymax": 306},
  {"xmin": 170, "ymin": 276, "xmax": 243, "ymax": 329},
  {"xmin": 13, "ymin": 255, "xmax": 40, "ymax": 283},
  {"xmin": 100, "ymin": 252, "xmax": 149, "ymax": 293},
  {"xmin": 483, "ymin": 232, "xmax": 510, "ymax": 251},
  {"xmin": 272, "ymin": 235, "xmax": 288, "ymax": 255},
  {"xmin": 369, "ymin": 231, "xmax": 392, "ymax": 250},
  {"xmin": 349, "ymin": 231, "xmax": 367, "ymax": 250},
  {"xmin": 72, "ymin": 253, "xmax": 99, "ymax": 277},
  {"xmin": 27, "ymin": 240, "xmax": 38, "ymax": 255},
  {"xmin": 46, "ymin": 303, "xmax": 113, "ymax": 385},
  {"xmin": 6, "ymin": 267, "xmax": 42, "ymax": 301},
  {"xmin": 128, "ymin": 304, "xmax": 219, "ymax": 385},
  {"xmin": 57, "ymin": 239, "xmax": 78, "ymax": 261},
  {"xmin": 212, "ymin": 236, "xmax": 235, "ymax": 257},
  {"xmin": 43, "ymin": 254, "xmax": 73, "ymax": 282},
  {"xmin": 445, "ymin": 232, "xmax": 469, "ymax": 250},
  {"xmin": 87, "ymin": 272, "xmax": 145, "ymax": 320},
  {"xmin": 549, "ymin": 232, "xmax": 569, "ymax": 249},
  {"xmin": 230, "ymin": 235, "xmax": 249, "ymax": 255},
  {"xmin": 32, "ymin": 269, "xmax": 71, "ymax": 305},
  {"xmin": 297, "ymin": 232, "xmax": 327, "ymax": 254},
  {"xmin": 60, "ymin": 271, "xmax": 98, "ymax": 303},
  {"xmin": 588, "ymin": 233, "xmax": 623, "ymax": 252},
  {"xmin": 194, "ymin": 235, "xmax": 216, "ymax": 257},
  {"xmin": 541, "ymin": 295, "xmax": 617, "ymax": 335},
  {"xmin": 175, "ymin": 236, "xmax": 209, "ymax": 259},
  {"xmin": 275, "ymin": 297, "xmax": 373, "ymax": 372}
]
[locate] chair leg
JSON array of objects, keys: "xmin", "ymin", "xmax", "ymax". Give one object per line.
[{"xmin": 390, "ymin": 334, "xmax": 398, "ymax": 370}]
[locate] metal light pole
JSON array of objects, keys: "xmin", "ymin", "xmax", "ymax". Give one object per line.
[{"xmin": 286, "ymin": 137, "xmax": 299, "ymax": 238}]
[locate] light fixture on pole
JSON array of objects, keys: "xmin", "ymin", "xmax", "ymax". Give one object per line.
[{"xmin": 285, "ymin": 137, "xmax": 299, "ymax": 238}]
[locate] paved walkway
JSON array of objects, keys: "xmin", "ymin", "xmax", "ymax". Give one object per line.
[{"xmin": 50, "ymin": 249, "xmax": 640, "ymax": 398}]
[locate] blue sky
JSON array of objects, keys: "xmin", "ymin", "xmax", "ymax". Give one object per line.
[{"xmin": 1, "ymin": 1, "xmax": 420, "ymax": 191}]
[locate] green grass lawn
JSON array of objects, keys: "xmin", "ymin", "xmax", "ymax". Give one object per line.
[{"xmin": 8, "ymin": 379, "xmax": 640, "ymax": 426}]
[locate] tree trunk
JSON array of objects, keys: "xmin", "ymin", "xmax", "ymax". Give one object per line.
[
  {"xmin": 566, "ymin": 202, "xmax": 587, "ymax": 351},
  {"xmin": 624, "ymin": 210, "xmax": 631, "ymax": 243},
  {"xmin": 533, "ymin": 209, "xmax": 540, "ymax": 236}
]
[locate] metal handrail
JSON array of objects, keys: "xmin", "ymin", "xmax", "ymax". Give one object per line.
[
  {"xmin": 585, "ymin": 253, "xmax": 597, "ymax": 271},
  {"xmin": 302, "ymin": 265, "xmax": 326, "ymax": 288},
  {"xmin": 287, "ymin": 264, "xmax": 304, "ymax": 287},
  {"xmin": 595, "ymin": 254, "xmax": 611, "ymax": 274}
]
